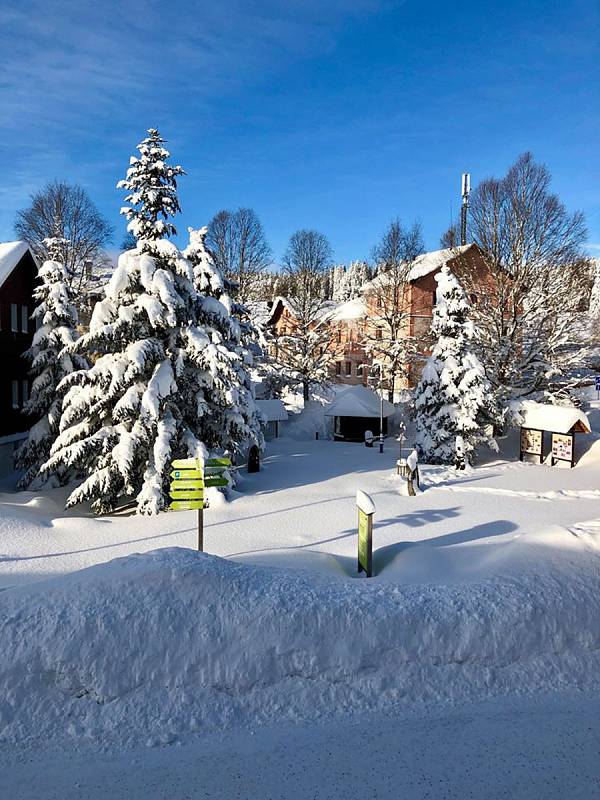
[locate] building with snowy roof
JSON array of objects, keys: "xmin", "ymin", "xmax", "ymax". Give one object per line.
[
  {"xmin": 324, "ymin": 385, "xmax": 394, "ymax": 441},
  {"xmin": 264, "ymin": 243, "xmax": 492, "ymax": 395},
  {"xmin": 0, "ymin": 241, "xmax": 38, "ymax": 474},
  {"xmin": 255, "ymin": 398, "xmax": 288, "ymax": 439}
]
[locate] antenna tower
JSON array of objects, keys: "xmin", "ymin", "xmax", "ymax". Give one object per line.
[{"xmin": 460, "ymin": 172, "xmax": 470, "ymax": 246}]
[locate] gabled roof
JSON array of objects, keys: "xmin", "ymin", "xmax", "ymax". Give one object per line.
[
  {"xmin": 0, "ymin": 241, "xmax": 35, "ymax": 289},
  {"xmin": 322, "ymin": 297, "xmax": 367, "ymax": 323},
  {"xmin": 267, "ymin": 296, "xmax": 338, "ymax": 326},
  {"xmin": 324, "ymin": 385, "xmax": 394, "ymax": 418},
  {"xmin": 363, "ymin": 244, "xmax": 476, "ymax": 292},
  {"xmin": 256, "ymin": 399, "xmax": 288, "ymax": 422},
  {"xmin": 513, "ymin": 401, "xmax": 591, "ymax": 434}
]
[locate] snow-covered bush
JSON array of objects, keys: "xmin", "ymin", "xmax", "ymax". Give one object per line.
[
  {"xmin": 16, "ymin": 239, "xmax": 88, "ymax": 488},
  {"xmin": 414, "ymin": 266, "xmax": 497, "ymax": 467}
]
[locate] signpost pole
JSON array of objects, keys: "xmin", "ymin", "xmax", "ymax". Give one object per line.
[
  {"xmin": 198, "ymin": 507, "xmax": 204, "ymax": 552},
  {"xmin": 379, "ymin": 390, "xmax": 384, "ymax": 454}
]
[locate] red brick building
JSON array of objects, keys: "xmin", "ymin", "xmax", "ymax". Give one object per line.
[{"xmin": 267, "ymin": 244, "xmax": 491, "ymax": 392}]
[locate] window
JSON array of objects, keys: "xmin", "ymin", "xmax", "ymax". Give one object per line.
[
  {"xmin": 345, "ymin": 361, "xmax": 352, "ymax": 376},
  {"xmin": 22, "ymin": 380, "xmax": 29, "ymax": 406},
  {"xmin": 337, "ymin": 328, "xmax": 342, "ymax": 344},
  {"xmin": 375, "ymin": 327, "xmax": 382, "ymax": 340},
  {"xmin": 11, "ymin": 304, "xmax": 18, "ymax": 332},
  {"xmin": 21, "ymin": 305, "xmax": 28, "ymax": 333},
  {"xmin": 11, "ymin": 381, "xmax": 19, "ymax": 409},
  {"xmin": 335, "ymin": 361, "xmax": 342, "ymax": 376},
  {"xmin": 356, "ymin": 362, "xmax": 364, "ymax": 376}
]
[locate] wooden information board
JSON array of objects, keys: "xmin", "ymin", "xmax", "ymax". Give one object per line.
[
  {"xmin": 519, "ymin": 428, "xmax": 543, "ymax": 464},
  {"xmin": 551, "ymin": 432, "xmax": 574, "ymax": 467}
]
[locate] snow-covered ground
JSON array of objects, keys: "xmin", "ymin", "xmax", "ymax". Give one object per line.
[{"xmin": 1, "ymin": 399, "xmax": 600, "ymax": 797}]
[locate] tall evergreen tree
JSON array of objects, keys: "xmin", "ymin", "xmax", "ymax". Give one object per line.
[
  {"xmin": 117, "ymin": 128, "xmax": 185, "ymax": 241},
  {"xmin": 183, "ymin": 226, "xmax": 263, "ymax": 450},
  {"xmin": 43, "ymin": 131, "xmax": 260, "ymax": 514},
  {"xmin": 16, "ymin": 239, "xmax": 88, "ymax": 488},
  {"xmin": 414, "ymin": 266, "xmax": 497, "ymax": 468}
]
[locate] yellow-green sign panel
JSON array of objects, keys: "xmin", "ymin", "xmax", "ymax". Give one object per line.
[
  {"xmin": 170, "ymin": 468, "xmax": 203, "ymax": 480},
  {"xmin": 170, "ymin": 500, "xmax": 205, "ymax": 511},
  {"xmin": 358, "ymin": 508, "xmax": 373, "ymax": 577},
  {"xmin": 169, "ymin": 456, "xmax": 230, "ymax": 512},
  {"xmin": 170, "ymin": 478, "xmax": 204, "ymax": 490}
]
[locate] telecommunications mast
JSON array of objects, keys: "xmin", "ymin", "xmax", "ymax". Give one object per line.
[{"xmin": 460, "ymin": 172, "xmax": 470, "ymax": 246}]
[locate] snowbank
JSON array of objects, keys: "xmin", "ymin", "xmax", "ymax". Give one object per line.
[
  {"xmin": 1, "ymin": 547, "xmax": 599, "ymax": 755},
  {"xmin": 280, "ymin": 399, "xmax": 331, "ymax": 439}
]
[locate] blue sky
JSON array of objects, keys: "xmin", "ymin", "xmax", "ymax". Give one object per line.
[{"xmin": 1, "ymin": 0, "xmax": 599, "ymax": 264}]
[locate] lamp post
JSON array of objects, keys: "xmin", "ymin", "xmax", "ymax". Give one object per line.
[{"xmin": 379, "ymin": 387, "xmax": 384, "ymax": 453}]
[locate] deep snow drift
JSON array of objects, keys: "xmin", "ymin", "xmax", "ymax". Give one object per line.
[{"xmin": 1, "ymin": 546, "xmax": 600, "ymax": 757}]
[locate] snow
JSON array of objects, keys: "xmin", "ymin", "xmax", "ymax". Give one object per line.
[
  {"xmin": 1, "ymin": 397, "xmax": 600, "ymax": 791},
  {"xmin": 255, "ymin": 398, "xmax": 288, "ymax": 422},
  {"xmin": 363, "ymin": 244, "xmax": 472, "ymax": 292},
  {"xmin": 406, "ymin": 244, "xmax": 471, "ymax": 281},
  {"xmin": 323, "ymin": 296, "xmax": 367, "ymax": 322},
  {"xmin": 513, "ymin": 400, "xmax": 591, "ymax": 434},
  {"xmin": 324, "ymin": 385, "xmax": 395, "ymax": 418},
  {"xmin": 4, "ymin": 693, "xmax": 598, "ymax": 799},
  {"xmin": 356, "ymin": 488, "xmax": 375, "ymax": 514},
  {"xmin": 0, "ymin": 240, "xmax": 31, "ymax": 288}
]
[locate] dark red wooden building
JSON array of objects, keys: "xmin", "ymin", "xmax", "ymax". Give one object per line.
[{"xmin": 0, "ymin": 241, "xmax": 37, "ymax": 437}]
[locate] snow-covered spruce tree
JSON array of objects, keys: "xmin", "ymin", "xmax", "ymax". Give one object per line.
[
  {"xmin": 117, "ymin": 128, "xmax": 185, "ymax": 241},
  {"xmin": 183, "ymin": 226, "xmax": 263, "ymax": 449},
  {"xmin": 414, "ymin": 266, "xmax": 497, "ymax": 468},
  {"xmin": 43, "ymin": 131, "xmax": 260, "ymax": 514},
  {"xmin": 16, "ymin": 238, "xmax": 89, "ymax": 488}
]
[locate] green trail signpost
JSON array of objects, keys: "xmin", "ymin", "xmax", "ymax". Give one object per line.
[
  {"xmin": 169, "ymin": 456, "xmax": 231, "ymax": 551},
  {"xmin": 356, "ymin": 489, "xmax": 375, "ymax": 578}
]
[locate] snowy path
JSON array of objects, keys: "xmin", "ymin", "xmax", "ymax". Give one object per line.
[{"xmin": 5, "ymin": 692, "xmax": 599, "ymax": 799}]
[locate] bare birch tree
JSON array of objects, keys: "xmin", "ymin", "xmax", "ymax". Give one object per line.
[
  {"xmin": 363, "ymin": 219, "xmax": 424, "ymax": 400},
  {"xmin": 276, "ymin": 229, "xmax": 335, "ymax": 401},
  {"xmin": 456, "ymin": 152, "xmax": 590, "ymax": 407},
  {"xmin": 206, "ymin": 208, "xmax": 272, "ymax": 302},
  {"xmin": 15, "ymin": 181, "xmax": 113, "ymax": 297}
]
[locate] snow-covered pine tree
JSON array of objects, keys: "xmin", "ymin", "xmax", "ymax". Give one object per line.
[
  {"xmin": 43, "ymin": 131, "xmax": 259, "ymax": 514},
  {"xmin": 345, "ymin": 261, "xmax": 370, "ymax": 299},
  {"xmin": 331, "ymin": 265, "xmax": 348, "ymax": 302},
  {"xmin": 16, "ymin": 238, "xmax": 88, "ymax": 488},
  {"xmin": 117, "ymin": 128, "xmax": 185, "ymax": 241},
  {"xmin": 414, "ymin": 266, "xmax": 497, "ymax": 468},
  {"xmin": 183, "ymin": 226, "xmax": 263, "ymax": 450}
]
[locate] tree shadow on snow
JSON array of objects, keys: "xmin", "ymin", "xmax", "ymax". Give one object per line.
[
  {"xmin": 373, "ymin": 519, "xmax": 518, "ymax": 574},
  {"xmin": 374, "ymin": 507, "xmax": 462, "ymax": 529}
]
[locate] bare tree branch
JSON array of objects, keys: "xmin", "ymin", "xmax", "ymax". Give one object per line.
[
  {"xmin": 15, "ymin": 180, "xmax": 113, "ymax": 298},
  {"xmin": 206, "ymin": 208, "xmax": 272, "ymax": 303}
]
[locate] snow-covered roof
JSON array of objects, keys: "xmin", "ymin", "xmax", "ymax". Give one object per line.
[
  {"xmin": 245, "ymin": 300, "xmax": 273, "ymax": 328},
  {"xmin": 268, "ymin": 296, "xmax": 338, "ymax": 325},
  {"xmin": 514, "ymin": 401, "xmax": 591, "ymax": 434},
  {"xmin": 322, "ymin": 297, "xmax": 367, "ymax": 323},
  {"xmin": 364, "ymin": 244, "xmax": 474, "ymax": 292},
  {"xmin": 0, "ymin": 240, "xmax": 33, "ymax": 289},
  {"xmin": 256, "ymin": 399, "xmax": 288, "ymax": 422},
  {"xmin": 324, "ymin": 385, "xmax": 395, "ymax": 418}
]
